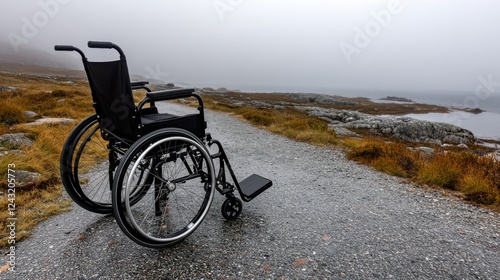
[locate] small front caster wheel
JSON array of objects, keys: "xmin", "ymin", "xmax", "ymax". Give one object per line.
[{"xmin": 221, "ymin": 197, "xmax": 242, "ymax": 220}]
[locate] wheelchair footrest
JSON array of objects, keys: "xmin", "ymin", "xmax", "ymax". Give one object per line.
[{"xmin": 238, "ymin": 174, "xmax": 272, "ymax": 201}]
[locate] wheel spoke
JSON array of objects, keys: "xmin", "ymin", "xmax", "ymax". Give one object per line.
[{"xmin": 112, "ymin": 130, "xmax": 215, "ymax": 248}]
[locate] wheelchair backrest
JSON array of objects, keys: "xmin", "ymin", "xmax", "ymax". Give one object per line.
[
  {"xmin": 84, "ymin": 58, "xmax": 138, "ymax": 141},
  {"xmin": 55, "ymin": 41, "xmax": 206, "ymax": 142}
]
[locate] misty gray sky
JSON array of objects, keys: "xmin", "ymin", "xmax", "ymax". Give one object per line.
[{"xmin": 1, "ymin": 0, "xmax": 500, "ymax": 94}]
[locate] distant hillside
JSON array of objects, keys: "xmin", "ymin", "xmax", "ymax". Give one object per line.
[
  {"xmin": 0, "ymin": 61, "xmax": 87, "ymax": 80},
  {"xmin": 0, "ymin": 41, "xmax": 164, "ymax": 84},
  {"xmin": 0, "ymin": 41, "xmax": 80, "ymax": 71}
]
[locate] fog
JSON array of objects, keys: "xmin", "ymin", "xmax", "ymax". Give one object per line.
[{"xmin": 2, "ymin": 0, "xmax": 500, "ymax": 94}]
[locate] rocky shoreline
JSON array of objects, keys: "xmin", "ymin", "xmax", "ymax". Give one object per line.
[
  {"xmin": 300, "ymin": 106, "xmax": 476, "ymax": 145},
  {"xmin": 197, "ymin": 89, "xmax": 481, "ymax": 147},
  {"xmin": 379, "ymin": 96, "xmax": 415, "ymax": 102}
]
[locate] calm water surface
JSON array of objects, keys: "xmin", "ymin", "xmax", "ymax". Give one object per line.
[{"xmin": 405, "ymin": 111, "xmax": 500, "ymax": 140}]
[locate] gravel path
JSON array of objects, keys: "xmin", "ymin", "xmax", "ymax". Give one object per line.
[{"xmin": 2, "ymin": 102, "xmax": 500, "ymax": 279}]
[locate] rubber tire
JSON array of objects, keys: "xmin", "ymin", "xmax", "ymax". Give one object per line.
[
  {"xmin": 60, "ymin": 114, "xmax": 115, "ymax": 214},
  {"xmin": 112, "ymin": 128, "xmax": 215, "ymax": 248},
  {"xmin": 221, "ymin": 197, "xmax": 242, "ymax": 220}
]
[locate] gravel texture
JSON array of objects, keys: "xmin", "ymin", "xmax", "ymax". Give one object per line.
[{"xmin": 2, "ymin": 102, "xmax": 500, "ymax": 279}]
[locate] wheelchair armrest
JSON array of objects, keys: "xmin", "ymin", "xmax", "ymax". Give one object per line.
[
  {"xmin": 137, "ymin": 88, "xmax": 203, "ymax": 116},
  {"xmin": 146, "ymin": 88, "xmax": 196, "ymax": 101},
  {"xmin": 137, "ymin": 88, "xmax": 205, "ymax": 131},
  {"xmin": 131, "ymin": 81, "xmax": 151, "ymax": 92},
  {"xmin": 131, "ymin": 81, "xmax": 149, "ymax": 87}
]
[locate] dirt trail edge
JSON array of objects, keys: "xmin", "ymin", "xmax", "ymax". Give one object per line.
[{"xmin": 2, "ymin": 103, "xmax": 499, "ymax": 279}]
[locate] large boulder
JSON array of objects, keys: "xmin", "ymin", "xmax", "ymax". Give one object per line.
[
  {"xmin": 24, "ymin": 117, "xmax": 74, "ymax": 126},
  {"xmin": 0, "ymin": 86, "xmax": 17, "ymax": 92},
  {"xmin": 0, "ymin": 133, "xmax": 34, "ymax": 147},
  {"xmin": 0, "ymin": 149, "xmax": 22, "ymax": 157},
  {"xmin": 14, "ymin": 170, "xmax": 42, "ymax": 187},
  {"xmin": 302, "ymin": 107, "xmax": 476, "ymax": 145},
  {"xmin": 23, "ymin": 111, "xmax": 39, "ymax": 119}
]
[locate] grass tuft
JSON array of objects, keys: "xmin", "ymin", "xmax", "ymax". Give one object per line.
[
  {"xmin": 0, "ymin": 100, "xmax": 26, "ymax": 125},
  {"xmin": 347, "ymin": 138, "xmax": 417, "ymax": 178},
  {"xmin": 418, "ymin": 155, "xmax": 461, "ymax": 190}
]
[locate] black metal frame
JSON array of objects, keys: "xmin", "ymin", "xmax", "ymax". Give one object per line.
[
  {"xmin": 55, "ymin": 42, "xmax": 206, "ymax": 143},
  {"xmin": 54, "ymin": 41, "xmax": 263, "ymax": 207},
  {"xmin": 208, "ymin": 137, "xmax": 252, "ymax": 202}
]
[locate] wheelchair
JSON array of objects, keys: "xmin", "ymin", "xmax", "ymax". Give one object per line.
[{"xmin": 55, "ymin": 41, "xmax": 272, "ymax": 248}]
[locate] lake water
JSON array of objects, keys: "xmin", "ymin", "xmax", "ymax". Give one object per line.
[
  {"xmin": 370, "ymin": 91, "xmax": 500, "ymax": 140},
  {"xmin": 394, "ymin": 91, "xmax": 500, "ymax": 114},
  {"xmin": 405, "ymin": 112, "xmax": 500, "ymax": 140},
  {"xmin": 363, "ymin": 91, "xmax": 500, "ymax": 140}
]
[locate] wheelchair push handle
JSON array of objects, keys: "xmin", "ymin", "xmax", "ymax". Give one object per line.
[
  {"xmin": 88, "ymin": 41, "xmax": 114, "ymax": 49},
  {"xmin": 54, "ymin": 45, "xmax": 76, "ymax": 51},
  {"xmin": 88, "ymin": 41, "xmax": 125, "ymax": 58},
  {"xmin": 54, "ymin": 45, "xmax": 85, "ymax": 59}
]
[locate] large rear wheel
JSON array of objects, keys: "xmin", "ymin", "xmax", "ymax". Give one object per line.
[
  {"xmin": 60, "ymin": 114, "xmax": 120, "ymax": 214},
  {"xmin": 112, "ymin": 128, "xmax": 215, "ymax": 248}
]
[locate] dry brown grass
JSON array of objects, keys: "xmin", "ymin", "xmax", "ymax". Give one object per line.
[
  {"xmin": 0, "ymin": 72, "xmax": 94, "ymax": 247},
  {"xmin": 202, "ymin": 95, "xmax": 337, "ymax": 146},
  {"xmin": 345, "ymin": 138, "xmax": 418, "ymax": 178},
  {"xmin": 346, "ymin": 138, "xmax": 500, "ymax": 211},
  {"xmin": 0, "ymin": 70, "xmax": 153, "ymax": 247}
]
